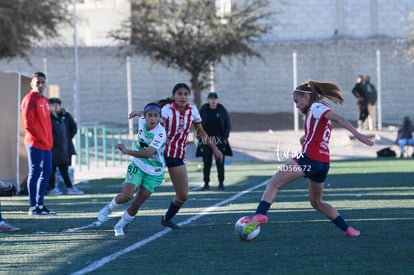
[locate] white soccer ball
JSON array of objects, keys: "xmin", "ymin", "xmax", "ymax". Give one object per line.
[{"xmin": 235, "ymin": 216, "xmax": 260, "ymax": 241}]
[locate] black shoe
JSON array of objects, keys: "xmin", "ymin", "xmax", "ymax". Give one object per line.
[
  {"xmin": 161, "ymin": 216, "xmax": 180, "ymax": 229},
  {"xmin": 218, "ymin": 183, "xmax": 224, "ymax": 191},
  {"xmin": 201, "ymin": 185, "xmax": 210, "ymax": 191},
  {"xmin": 37, "ymin": 205, "xmax": 56, "ymax": 215}
]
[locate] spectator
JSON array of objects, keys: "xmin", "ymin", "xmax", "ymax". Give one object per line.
[
  {"xmin": 20, "ymin": 72, "xmax": 56, "ymax": 215},
  {"xmin": 60, "ymin": 104, "xmax": 78, "ymax": 166},
  {"xmin": 196, "ymin": 92, "xmax": 232, "ymax": 191},
  {"xmin": 364, "ymin": 75, "xmax": 378, "ymax": 130},
  {"xmin": 351, "ymin": 75, "xmax": 368, "ymax": 130},
  {"xmin": 48, "ymin": 98, "xmax": 84, "ymax": 195},
  {"xmin": 395, "ymin": 116, "xmax": 414, "ymax": 158}
]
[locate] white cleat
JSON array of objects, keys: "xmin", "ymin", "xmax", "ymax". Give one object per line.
[
  {"xmin": 97, "ymin": 205, "xmax": 111, "ymax": 222},
  {"xmin": 114, "ymin": 226, "xmax": 125, "ymax": 237}
]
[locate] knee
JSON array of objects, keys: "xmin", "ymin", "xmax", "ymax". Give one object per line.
[
  {"xmin": 309, "ymin": 199, "xmax": 322, "ymax": 210},
  {"xmin": 176, "ymin": 194, "xmax": 188, "ymax": 203}
]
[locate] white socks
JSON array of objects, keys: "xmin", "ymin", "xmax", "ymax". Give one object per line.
[{"xmin": 116, "ymin": 211, "xmax": 134, "ymax": 228}]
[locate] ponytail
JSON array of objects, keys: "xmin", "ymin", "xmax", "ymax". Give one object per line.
[{"xmin": 307, "ymin": 80, "xmax": 344, "ymax": 105}]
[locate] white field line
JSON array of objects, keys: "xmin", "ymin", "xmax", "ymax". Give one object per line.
[{"xmin": 72, "ymin": 179, "xmax": 269, "ymax": 275}]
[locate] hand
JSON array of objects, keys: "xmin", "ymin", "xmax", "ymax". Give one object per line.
[
  {"xmin": 300, "ymin": 135, "xmax": 305, "ymax": 145},
  {"xmin": 355, "ymin": 133, "xmax": 374, "ymax": 146},
  {"xmin": 129, "ymin": 110, "xmax": 143, "ymax": 119},
  {"xmin": 115, "ymin": 143, "xmax": 127, "ymax": 153}
]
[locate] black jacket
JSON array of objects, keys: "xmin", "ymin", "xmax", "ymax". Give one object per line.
[
  {"xmin": 61, "ymin": 111, "xmax": 77, "ymax": 156},
  {"xmin": 196, "ymin": 103, "xmax": 233, "ymax": 157},
  {"xmin": 51, "ymin": 114, "xmax": 69, "ymax": 165}
]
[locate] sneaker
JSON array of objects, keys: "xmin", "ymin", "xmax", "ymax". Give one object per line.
[
  {"xmin": 242, "ymin": 214, "xmax": 268, "ymax": 235},
  {"xmin": 201, "ymin": 185, "xmax": 210, "ymax": 191},
  {"xmin": 114, "ymin": 226, "xmax": 125, "ymax": 237},
  {"xmin": 38, "ymin": 205, "xmax": 56, "ymax": 215},
  {"xmin": 0, "ymin": 221, "xmax": 20, "ymax": 232},
  {"xmin": 97, "ymin": 205, "xmax": 111, "ymax": 222},
  {"xmin": 345, "ymin": 227, "xmax": 360, "ymax": 237},
  {"xmin": 67, "ymin": 186, "xmax": 84, "ymax": 195},
  {"xmin": 218, "ymin": 184, "xmax": 224, "ymax": 191},
  {"xmin": 49, "ymin": 187, "xmax": 63, "ymax": 195},
  {"xmin": 161, "ymin": 216, "xmax": 181, "ymax": 229}
]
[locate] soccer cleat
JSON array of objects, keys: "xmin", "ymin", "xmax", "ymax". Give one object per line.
[
  {"xmin": 242, "ymin": 214, "xmax": 268, "ymax": 235},
  {"xmin": 97, "ymin": 205, "xmax": 111, "ymax": 222},
  {"xmin": 345, "ymin": 227, "xmax": 360, "ymax": 237},
  {"xmin": 0, "ymin": 222, "xmax": 20, "ymax": 232},
  {"xmin": 49, "ymin": 188, "xmax": 63, "ymax": 195},
  {"xmin": 161, "ymin": 216, "xmax": 181, "ymax": 229},
  {"xmin": 67, "ymin": 186, "xmax": 84, "ymax": 195},
  {"xmin": 114, "ymin": 226, "xmax": 125, "ymax": 237}
]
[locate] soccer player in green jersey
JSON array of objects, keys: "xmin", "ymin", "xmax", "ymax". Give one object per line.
[{"xmin": 97, "ymin": 103, "xmax": 167, "ymax": 236}]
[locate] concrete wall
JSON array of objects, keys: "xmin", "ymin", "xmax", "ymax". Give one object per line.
[{"xmin": 1, "ymin": 38, "xmax": 413, "ymax": 127}]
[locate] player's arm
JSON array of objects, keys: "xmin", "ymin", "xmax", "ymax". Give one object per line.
[
  {"xmin": 129, "ymin": 110, "xmax": 144, "ymax": 119},
  {"xmin": 115, "ymin": 143, "xmax": 156, "ymax": 158},
  {"xmin": 324, "ymin": 111, "xmax": 374, "ymax": 146},
  {"xmin": 193, "ymin": 123, "xmax": 224, "ymax": 162}
]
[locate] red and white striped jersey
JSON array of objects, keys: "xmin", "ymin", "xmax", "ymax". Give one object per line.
[
  {"xmin": 161, "ymin": 102, "xmax": 202, "ymax": 159},
  {"xmin": 302, "ymin": 102, "xmax": 332, "ymax": 163}
]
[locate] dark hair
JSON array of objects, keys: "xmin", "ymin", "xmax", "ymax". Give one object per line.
[
  {"xmin": 172, "ymin": 83, "xmax": 190, "ymax": 95},
  {"xmin": 157, "ymin": 97, "xmax": 174, "ymax": 108},
  {"xmin": 32, "ymin": 72, "xmax": 46, "ymax": 79},
  {"xmin": 295, "ymin": 80, "xmax": 344, "ymax": 106}
]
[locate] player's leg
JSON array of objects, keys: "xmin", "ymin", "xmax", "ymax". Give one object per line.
[
  {"xmin": 162, "ymin": 162, "xmax": 188, "ymax": 229},
  {"xmin": 114, "ymin": 186, "xmax": 151, "ymax": 237},
  {"xmin": 98, "ymin": 182, "xmax": 135, "ymax": 222},
  {"xmin": 308, "ymin": 179, "xmax": 360, "ymax": 237},
  {"xmin": 98, "ymin": 163, "xmax": 139, "ymax": 222},
  {"xmin": 114, "ymin": 172, "xmax": 164, "ymax": 236},
  {"xmin": 243, "ymin": 159, "xmax": 304, "ymax": 234}
]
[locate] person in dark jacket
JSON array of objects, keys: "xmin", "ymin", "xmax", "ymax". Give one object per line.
[
  {"xmin": 196, "ymin": 92, "xmax": 232, "ymax": 191},
  {"xmin": 60, "ymin": 107, "xmax": 77, "ymax": 166},
  {"xmin": 364, "ymin": 75, "xmax": 377, "ymax": 130},
  {"xmin": 48, "ymin": 98, "xmax": 84, "ymax": 195},
  {"xmin": 351, "ymin": 75, "xmax": 368, "ymax": 130}
]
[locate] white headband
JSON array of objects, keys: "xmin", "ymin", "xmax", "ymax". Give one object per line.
[{"xmin": 294, "ymin": 89, "xmax": 312, "ymax": 94}]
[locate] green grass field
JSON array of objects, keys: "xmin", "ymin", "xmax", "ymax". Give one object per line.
[{"xmin": 0, "ymin": 159, "xmax": 413, "ymax": 275}]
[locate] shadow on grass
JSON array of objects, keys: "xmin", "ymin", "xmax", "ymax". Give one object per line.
[{"xmin": 2, "ymin": 162, "xmax": 414, "ymax": 274}]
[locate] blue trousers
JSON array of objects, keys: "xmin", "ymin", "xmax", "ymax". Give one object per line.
[{"xmin": 25, "ymin": 144, "xmax": 52, "ymax": 207}]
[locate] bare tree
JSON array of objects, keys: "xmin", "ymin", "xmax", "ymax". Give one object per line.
[
  {"xmin": 111, "ymin": 0, "xmax": 275, "ymax": 107},
  {"xmin": 399, "ymin": 11, "xmax": 414, "ymax": 64},
  {"xmin": 0, "ymin": 0, "xmax": 70, "ymax": 60}
]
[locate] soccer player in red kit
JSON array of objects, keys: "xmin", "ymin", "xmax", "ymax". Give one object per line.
[{"xmin": 243, "ymin": 80, "xmax": 374, "ymax": 238}]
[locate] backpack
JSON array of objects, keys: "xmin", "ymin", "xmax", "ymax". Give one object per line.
[{"xmin": 376, "ymin": 147, "xmax": 396, "ymax": 158}]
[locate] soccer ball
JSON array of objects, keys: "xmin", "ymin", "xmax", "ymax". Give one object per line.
[{"xmin": 235, "ymin": 216, "xmax": 260, "ymax": 241}]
